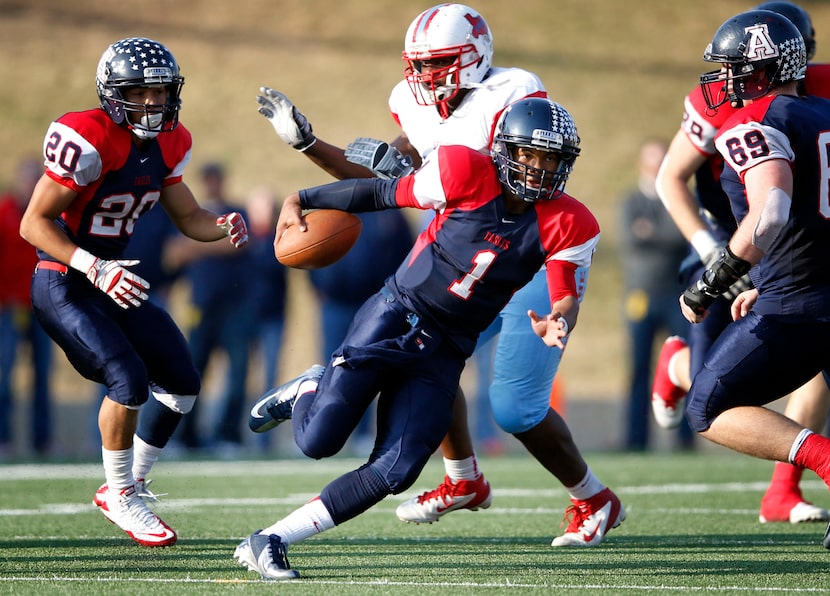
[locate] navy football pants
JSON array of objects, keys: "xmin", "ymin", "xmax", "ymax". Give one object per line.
[{"xmin": 291, "ymin": 287, "xmax": 465, "ymax": 525}]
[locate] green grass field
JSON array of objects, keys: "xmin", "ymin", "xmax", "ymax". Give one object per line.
[{"xmin": 2, "ymin": 452, "xmax": 830, "ymax": 594}]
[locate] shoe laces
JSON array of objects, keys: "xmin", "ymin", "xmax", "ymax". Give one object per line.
[
  {"xmin": 266, "ymin": 535, "xmax": 292, "ymax": 570},
  {"xmin": 559, "ymin": 499, "xmax": 590, "ymax": 532},
  {"xmin": 135, "ymin": 478, "xmax": 167, "ymax": 503},
  {"xmin": 416, "ymin": 476, "xmax": 456, "ymax": 506},
  {"xmin": 119, "ymin": 487, "xmax": 164, "ymax": 529}
]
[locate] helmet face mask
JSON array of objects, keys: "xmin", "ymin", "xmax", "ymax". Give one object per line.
[
  {"xmin": 491, "ymin": 98, "xmax": 580, "ymax": 202},
  {"xmin": 402, "ymin": 3, "xmax": 493, "ymax": 118},
  {"xmin": 96, "ymin": 37, "xmax": 184, "ymax": 139},
  {"xmin": 700, "ymin": 10, "xmax": 806, "ymax": 110}
]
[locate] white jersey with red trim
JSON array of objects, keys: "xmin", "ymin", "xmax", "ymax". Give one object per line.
[{"xmin": 388, "ymin": 66, "xmax": 547, "ymax": 159}]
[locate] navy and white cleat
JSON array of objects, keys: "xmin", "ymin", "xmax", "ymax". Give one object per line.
[
  {"xmin": 249, "ymin": 364, "xmax": 325, "ymax": 433},
  {"xmin": 234, "ymin": 531, "xmax": 299, "ymax": 580}
]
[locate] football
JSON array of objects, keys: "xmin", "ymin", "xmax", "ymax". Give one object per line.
[{"xmin": 275, "ymin": 209, "xmax": 362, "ymax": 270}]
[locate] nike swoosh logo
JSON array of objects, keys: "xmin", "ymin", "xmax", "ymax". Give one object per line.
[
  {"xmin": 250, "ymin": 399, "xmax": 272, "ymax": 418},
  {"xmin": 582, "ymin": 503, "xmax": 611, "ymax": 543},
  {"xmin": 436, "ymin": 493, "xmax": 475, "ymax": 513},
  {"xmin": 144, "ymin": 529, "xmax": 175, "ymax": 539},
  {"xmin": 140, "ymin": 157, "xmax": 150, "ymax": 163},
  {"xmin": 501, "ymin": 218, "xmax": 515, "ymax": 224},
  {"xmin": 583, "ymin": 521, "xmax": 603, "ymax": 542}
]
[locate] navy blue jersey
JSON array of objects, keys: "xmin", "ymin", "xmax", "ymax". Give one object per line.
[
  {"xmin": 300, "ymin": 145, "xmax": 600, "ymax": 354},
  {"xmin": 716, "ymin": 94, "xmax": 830, "ymax": 319},
  {"xmin": 123, "ymin": 202, "xmax": 181, "ymax": 292},
  {"xmin": 30, "ymin": 107, "xmax": 201, "ymax": 407},
  {"xmin": 39, "ymin": 108, "xmax": 192, "ymax": 261}
]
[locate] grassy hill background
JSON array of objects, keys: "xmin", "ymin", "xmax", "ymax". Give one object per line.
[{"xmin": 2, "ymin": 0, "xmax": 829, "ymax": 424}]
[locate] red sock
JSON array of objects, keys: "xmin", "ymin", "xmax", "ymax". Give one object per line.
[
  {"xmin": 792, "ymin": 433, "xmax": 830, "ymax": 489},
  {"xmin": 768, "ymin": 461, "xmax": 804, "ymax": 494}
]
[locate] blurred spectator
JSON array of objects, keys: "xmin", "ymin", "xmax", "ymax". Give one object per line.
[
  {"xmin": 308, "ymin": 210, "xmax": 414, "ymax": 454},
  {"xmin": 245, "ymin": 185, "xmax": 288, "ymax": 452},
  {"xmin": 0, "ymin": 157, "xmax": 54, "ymax": 459},
  {"xmin": 165, "ymin": 162, "xmax": 253, "ymax": 456},
  {"xmin": 618, "ymin": 140, "xmax": 693, "ymax": 451}
]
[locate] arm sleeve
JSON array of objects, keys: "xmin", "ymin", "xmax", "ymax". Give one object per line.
[
  {"xmin": 299, "ymin": 178, "xmax": 400, "ymax": 212},
  {"xmin": 546, "ymin": 260, "xmax": 579, "ymax": 303}
]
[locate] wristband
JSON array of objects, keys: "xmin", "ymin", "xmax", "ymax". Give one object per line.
[
  {"xmin": 691, "ymin": 229, "xmax": 719, "ymax": 262},
  {"xmin": 69, "ymin": 247, "xmax": 97, "ymax": 277}
]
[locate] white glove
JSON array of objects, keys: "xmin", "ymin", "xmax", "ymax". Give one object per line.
[
  {"xmin": 70, "ymin": 247, "xmax": 149, "ymax": 309},
  {"xmin": 217, "ymin": 211, "xmax": 249, "ymax": 248},
  {"xmin": 345, "ymin": 137, "xmax": 414, "ymax": 180},
  {"xmin": 256, "ymin": 87, "xmax": 316, "ymax": 151}
]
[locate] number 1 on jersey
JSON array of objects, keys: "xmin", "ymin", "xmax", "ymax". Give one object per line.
[{"xmin": 449, "ymin": 250, "xmax": 497, "ymax": 299}]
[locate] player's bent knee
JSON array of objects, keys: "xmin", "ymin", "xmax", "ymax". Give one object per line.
[
  {"xmin": 296, "ymin": 441, "xmax": 339, "ymax": 460},
  {"xmin": 384, "ymin": 454, "xmax": 433, "ymax": 494},
  {"xmin": 151, "ymin": 390, "xmax": 197, "ymax": 414},
  {"xmin": 489, "ymin": 380, "xmax": 550, "ymax": 433},
  {"xmin": 685, "ymin": 385, "xmax": 717, "ymax": 433},
  {"xmin": 491, "ymin": 398, "xmax": 546, "ymax": 434}
]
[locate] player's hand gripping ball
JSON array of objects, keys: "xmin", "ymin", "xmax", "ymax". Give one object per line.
[{"xmin": 275, "ymin": 209, "xmax": 362, "ymax": 269}]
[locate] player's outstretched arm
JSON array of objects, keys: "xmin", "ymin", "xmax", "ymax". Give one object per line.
[
  {"xmin": 256, "ymin": 86, "xmax": 376, "ymax": 181},
  {"xmin": 161, "ymin": 183, "xmax": 248, "ymax": 248}
]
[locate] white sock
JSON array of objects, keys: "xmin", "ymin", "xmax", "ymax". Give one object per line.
[
  {"xmin": 566, "ymin": 467, "xmax": 604, "ymax": 501},
  {"xmin": 261, "ymin": 497, "xmax": 335, "ymax": 546},
  {"xmin": 445, "ymin": 455, "xmax": 480, "ymax": 483},
  {"xmin": 667, "ymin": 352, "xmax": 683, "ymax": 388},
  {"xmin": 132, "ymin": 435, "xmax": 161, "ymax": 481},
  {"xmin": 102, "ymin": 447, "xmax": 134, "ymax": 491}
]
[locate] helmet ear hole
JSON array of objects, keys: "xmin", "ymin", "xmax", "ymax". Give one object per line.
[{"xmin": 101, "ymin": 101, "xmax": 125, "ymax": 125}]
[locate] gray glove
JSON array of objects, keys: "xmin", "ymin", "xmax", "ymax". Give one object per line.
[
  {"xmin": 256, "ymin": 87, "xmax": 316, "ymax": 151},
  {"xmin": 722, "ymin": 272, "xmax": 753, "ymax": 300},
  {"xmin": 345, "ymin": 137, "xmax": 414, "ymax": 180}
]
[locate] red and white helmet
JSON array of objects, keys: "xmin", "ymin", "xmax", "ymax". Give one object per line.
[{"xmin": 402, "ymin": 3, "xmax": 494, "ymax": 116}]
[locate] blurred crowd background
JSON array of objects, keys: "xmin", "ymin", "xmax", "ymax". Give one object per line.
[{"xmin": 2, "ymin": 0, "xmax": 828, "ymax": 460}]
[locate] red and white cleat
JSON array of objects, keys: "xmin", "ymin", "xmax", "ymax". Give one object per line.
[
  {"xmin": 551, "ymin": 487, "xmax": 626, "ymax": 547},
  {"xmin": 651, "ymin": 335, "xmax": 689, "ymax": 429},
  {"xmin": 759, "ymin": 490, "xmax": 829, "ymax": 524},
  {"xmin": 93, "ymin": 483, "xmax": 177, "ymax": 547},
  {"xmin": 396, "ymin": 475, "xmax": 492, "ymax": 524}
]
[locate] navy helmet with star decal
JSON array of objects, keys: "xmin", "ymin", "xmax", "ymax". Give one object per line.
[
  {"xmin": 700, "ymin": 10, "xmax": 806, "ymax": 110},
  {"xmin": 96, "ymin": 37, "xmax": 185, "ymax": 139},
  {"xmin": 491, "ymin": 97, "xmax": 580, "ymax": 202}
]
